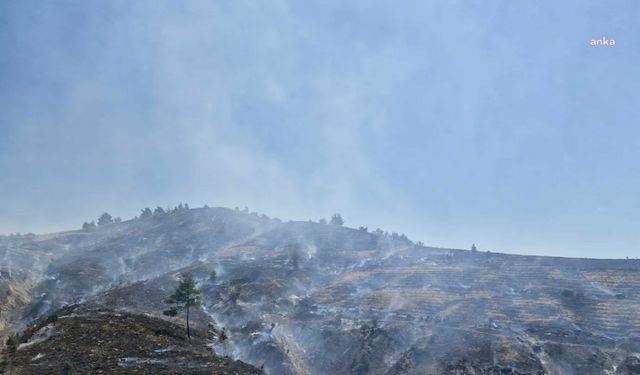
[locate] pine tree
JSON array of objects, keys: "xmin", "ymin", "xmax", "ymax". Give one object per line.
[
  {"xmin": 163, "ymin": 273, "xmax": 202, "ymax": 339},
  {"xmin": 140, "ymin": 208, "xmax": 153, "ymax": 218},
  {"xmin": 330, "ymin": 213, "xmax": 344, "ymax": 226},
  {"xmin": 97, "ymin": 212, "xmax": 113, "ymax": 226}
]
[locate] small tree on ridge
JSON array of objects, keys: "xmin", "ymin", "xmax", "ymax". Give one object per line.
[
  {"xmin": 140, "ymin": 208, "xmax": 153, "ymax": 219},
  {"xmin": 330, "ymin": 213, "xmax": 344, "ymax": 226},
  {"xmin": 97, "ymin": 213, "xmax": 113, "ymax": 226}
]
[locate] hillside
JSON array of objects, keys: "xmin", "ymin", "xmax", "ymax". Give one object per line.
[
  {"xmin": 1, "ymin": 305, "xmax": 261, "ymax": 374},
  {"xmin": 1, "ymin": 207, "xmax": 640, "ymax": 374}
]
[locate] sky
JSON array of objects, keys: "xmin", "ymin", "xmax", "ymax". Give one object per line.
[{"xmin": 1, "ymin": 1, "xmax": 639, "ymax": 258}]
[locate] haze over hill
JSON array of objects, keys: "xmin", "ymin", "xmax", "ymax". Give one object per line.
[
  {"xmin": 2, "ymin": 206, "xmax": 639, "ymax": 374},
  {"xmin": 2, "ymin": 1, "xmax": 640, "ymax": 259}
]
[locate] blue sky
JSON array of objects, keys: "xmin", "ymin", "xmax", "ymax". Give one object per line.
[{"xmin": 1, "ymin": 1, "xmax": 639, "ymax": 258}]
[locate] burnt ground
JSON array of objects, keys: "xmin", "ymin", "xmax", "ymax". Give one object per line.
[
  {"xmin": 0, "ymin": 307, "xmax": 261, "ymax": 374},
  {"xmin": 2, "ymin": 208, "xmax": 640, "ymax": 374}
]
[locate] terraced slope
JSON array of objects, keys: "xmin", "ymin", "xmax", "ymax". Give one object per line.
[{"xmin": 197, "ymin": 244, "xmax": 640, "ymax": 374}]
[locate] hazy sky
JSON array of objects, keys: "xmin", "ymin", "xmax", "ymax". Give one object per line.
[{"xmin": 1, "ymin": 1, "xmax": 639, "ymax": 258}]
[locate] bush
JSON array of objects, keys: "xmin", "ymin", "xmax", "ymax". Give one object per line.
[
  {"xmin": 22, "ymin": 326, "xmax": 35, "ymax": 341},
  {"xmin": 82, "ymin": 221, "xmax": 96, "ymax": 230},
  {"xmin": 62, "ymin": 361, "xmax": 73, "ymax": 375},
  {"xmin": 162, "ymin": 308, "xmax": 178, "ymax": 317},
  {"xmin": 5, "ymin": 335, "xmax": 18, "ymax": 351},
  {"xmin": 220, "ymin": 328, "xmax": 228, "ymax": 341},
  {"xmin": 561, "ymin": 289, "xmax": 575, "ymax": 298}
]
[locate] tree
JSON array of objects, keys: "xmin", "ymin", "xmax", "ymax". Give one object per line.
[
  {"xmin": 163, "ymin": 273, "xmax": 202, "ymax": 339},
  {"xmin": 97, "ymin": 213, "xmax": 113, "ymax": 226},
  {"xmin": 319, "ymin": 218, "xmax": 327, "ymax": 225},
  {"xmin": 154, "ymin": 206, "xmax": 165, "ymax": 215},
  {"xmin": 140, "ymin": 208, "xmax": 153, "ymax": 219},
  {"xmin": 114, "ymin": 217, "xmax": 122, "ymax": 223},
  {"xmin": 471, "ymin": 244, "xmax": 478, "ymax": 252},
  {"xmin": 82, "ymin": 221, "xmax": 96, "ymax": 230},
  {"xmin": 330, "ymin": 213, "xmax": 344, "ymax": 226}
]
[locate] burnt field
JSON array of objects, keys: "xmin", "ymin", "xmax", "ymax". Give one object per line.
[
  {"xmin": 198, "ymin": 243, "xmax": 640, "ymax": 375},
  {"xmin": 1, "ymin": 207, "xmax": 639, "ymax": 374}
]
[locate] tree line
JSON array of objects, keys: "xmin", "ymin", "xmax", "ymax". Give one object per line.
[{"xmin": 81, "ymin": 203, "xmax": 193, "ymax": 230}]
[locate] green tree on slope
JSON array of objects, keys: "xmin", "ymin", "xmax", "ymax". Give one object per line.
[{"xmin": 163, "ymin": 273, "xmax": 202, "ymax": 339}]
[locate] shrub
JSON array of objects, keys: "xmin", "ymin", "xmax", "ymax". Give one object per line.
[{"xmin": 5, "ymin": 335, "xmax": 18, "ymax": 351}]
